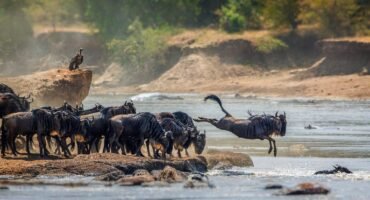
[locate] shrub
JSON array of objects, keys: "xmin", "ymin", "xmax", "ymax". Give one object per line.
[
  {"xmin": 254, "ymin": 36, "xmax": 288, "ymax": 53},
  {"xmin": 107, "ymin": 19, "xmax": 177, "ymax": 71}
]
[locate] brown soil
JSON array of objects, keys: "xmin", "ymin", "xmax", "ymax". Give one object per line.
[
  {"xmin": 93, "ymin": 62, "xmax": 370, "ymax": 100},
  {"xmin": 0, "ymin": 151, "xmax": 252, "ymax": 178},
  {"xmin": 0, "ymin": 68, "xmax": 92, "ymax": 107}
]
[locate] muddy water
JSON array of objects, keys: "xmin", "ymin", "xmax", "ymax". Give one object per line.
[{"xmin": 1, "ymin": 93, "xmax": 370, "ymax": 199}]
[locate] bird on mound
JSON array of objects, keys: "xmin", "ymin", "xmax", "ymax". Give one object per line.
[{"xmin": 69, "ymin": 48, "xmax": 84, "ymax": 70}]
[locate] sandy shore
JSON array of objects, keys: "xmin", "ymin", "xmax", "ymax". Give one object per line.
[{"xmin": 92, "ymin": 70, "xmax": 370, "ymax": 100}]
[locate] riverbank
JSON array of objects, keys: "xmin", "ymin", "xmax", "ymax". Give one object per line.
[
  {"xmin": 0, "ymin": 151, "xmax": 253, "ymax": 179},
  {"xmin": 92, "ymin": 69, "xmax": 370, "ymax": 100}
]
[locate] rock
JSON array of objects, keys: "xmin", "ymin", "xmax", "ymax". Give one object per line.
[
  {"xmin": 211, "ymin": 161, "xmax": 233, "ymax": 170},
  {"xmin": 158, "ymin": 166, "xmax": 185, "ymax": 183},
  {"xmin": 117, "ymin": 175, "xmax": 155, "ymax": 186},
  {"xmin": 133, "ymin": 169, "xmax": 151, "ymax": 177},
  {"xmin": 205, "ymin": 150, "xmax": 253, "ymax": 169},
  {"xmin": 281, "ymin": 182, "xmax": 330, "ymax": 195},
  {"xmin": 265, "ymin": 184, "xmax": 284, "ymax": 190},
  {"xmin": 0, "ymin": 68, "xmax": 92, "ymax": 107},
  {"xmin": 184, "ymin": 173, "xmax": 215, "ymax": 189},
  {"xmin": 95, "ymin": 171, "xmax": 125, "ymax": 181}
]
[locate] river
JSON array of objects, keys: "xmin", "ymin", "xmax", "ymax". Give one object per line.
[{"xmin": 1, "ymin": 93, "xmax": 369, "ymax": 199}]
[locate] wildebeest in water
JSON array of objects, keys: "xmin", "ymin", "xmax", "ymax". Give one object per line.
[{"xmin": 194, "ymin": 94, "xmax": 286, "ymax": 157}]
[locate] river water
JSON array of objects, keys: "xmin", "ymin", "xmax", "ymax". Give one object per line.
[{"xmin": 1, "ymin": 93, "xmax": 369, "ymax": 199}]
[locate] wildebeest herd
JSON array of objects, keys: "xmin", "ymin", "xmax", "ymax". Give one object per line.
[{"xmin": 0, "ymin": 83, "xmax": 287, "ymax": 159}]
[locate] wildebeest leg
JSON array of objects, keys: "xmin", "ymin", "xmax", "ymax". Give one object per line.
[
  {"xmin": 135, "ymin": 139, "xmax": 145, "ymax": 157},
  {"xmin": 9, "ymin": 135, "xmax": 17, "ymax": 156},
  {"xmin": 161, "ymin": 150, "xmax": 166, "ymax": 161},
  {"xmin": 94, "ymin": 138, "xmax": 101, "ymax": 153},
  {"xmin": 26, "ymin": 135, "xmax": 31, "ymax": 156},
  {"xmin": 266, "ymin": 136, "xmax": 277, "ymax": 157},
  {"xmin": 185, "ymin": 149, "xmax": 190, "ymax": 157},
  {"xmin": 55, "ymin": 137, "xmax": 71, "ymax": 157},
  {"xmin": 272, "ymin": 139, "xmax": 277, "ymax": 157},
  {"xmin": 268, "ymin": 139, "xmax": 273, "ymax": 154},
  {"xmin": 37, "ymin": 134, "xmax": 46, "ymax": 157},
  {"xmin": 146, "ymin": 140, "xmax": 151, "ymax": 158},
  {"xmin": 177, "ymin": 149, "xmax": 182, "ymax": 158}
]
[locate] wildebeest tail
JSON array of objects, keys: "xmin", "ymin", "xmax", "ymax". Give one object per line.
[{"xmin": 204, "ymin": 94, "xmax": 232, "ymax": 117}]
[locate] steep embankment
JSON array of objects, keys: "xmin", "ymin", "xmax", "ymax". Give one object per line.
[
  {"xmin": 303, "ymin": 38, "xmax": 370, "ymax": 76},
  {"xmin": 92, "ymin": 29, "xmax": 370, "ymax": 99},
  {"xmin": 0, "ymin": 69, "xmax": 92, "ymax": 107}
]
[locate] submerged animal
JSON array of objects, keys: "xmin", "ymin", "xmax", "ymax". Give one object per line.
[
  {"xmin": 194, "ymin": 94, "xmax": 286, "ymax": 157},
  {"xmin": 314, "ymin": 165, "xmax": 352, "ymax": 175}
]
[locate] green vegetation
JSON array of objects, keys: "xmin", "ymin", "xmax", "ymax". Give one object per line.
[
  {"xmin": 0, "ymin": 0, "xmax": 368, "ymax": 68},
  {"xmin": 107, "ymin": 19, "xmax": 178, "ymax": 71},
  {"xmin": 0, "ymin": 0, "xmax": 33, "ymax": 62},
  {"xmin": 255, "ymin": 36, "xmax": 288, "ymax": 53}
]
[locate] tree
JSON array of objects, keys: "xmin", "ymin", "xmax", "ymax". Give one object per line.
[
  {"xmin": 0, "ymin": 0, "xmax": 33, "ymax": 62},
  {"xmin": 302, "ymin": 0, "xmax": 368, "ymax": 36},
  {"xmin": 263, "ymin": 0, "xmax": 301, "ymax": 30},
  {"xmin": 219, "ymin": 0, "xmax": 263, "ymax": 32}
]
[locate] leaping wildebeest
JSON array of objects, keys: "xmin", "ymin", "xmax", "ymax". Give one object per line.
[{"xmin": 194, "ymin": 95, "xmax": 286, "ymax": 157}]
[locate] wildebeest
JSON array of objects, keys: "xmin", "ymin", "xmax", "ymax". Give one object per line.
[
  {"xmin": 194, "ymin": 94, "xmax": 286, "ymax": 157},
  {"xmin": 314, "ymin": 165, "xmax": 352, "ymax": 175},
  {"xmin": 154, "ymin": 118, "xmax": 188, "ymax": 158},
  {"xmin": 172, "ymin": 111, "xmax": 206, "ymax": 157},
  {"xmin": 0, "ymin": 83, "xmax": 15, "ymax": 94},
  {"xmin": 1, "ymin": 112, "xmax": 35, "ymax": 157},
  {"xmin": 31, "ymin": 108, "xmax": 67, "ymax": 157},
  {"xmin": 76, "ymin": 103, "xmax": 104, "ymax": 116},
  {"xmin": 0, "ymin": 93, "xmax": 32, "ymax": 118},
  {"xmin": 79, "ymin": 100, "xmax": 136, "ymax": 153},
  {"xmin": 110, "ymin": 112, "xmax": 172, "ymax": 159},
  {"xmin": 69, "ymin": 48, "xmax": 84, "ymax": 70}
]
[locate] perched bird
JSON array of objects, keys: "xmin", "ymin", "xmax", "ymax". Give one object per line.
[{"xmin": 69, "ymin": 48, "xmax": 84, "ymax": 70}]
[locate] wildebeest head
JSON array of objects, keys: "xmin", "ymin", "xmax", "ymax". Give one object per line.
[
  {"xmin": 193, "ymin": 130, "xmax": 206, "ymax": 154},
  {"xmin": 333, "ymin": 165, "xmax": 352, "ymax": 174},
  {"xmin": 76, "ymin": 119, "xmax": 90, "ymax": 142},
  {"xmin": 278, "ymin": 112, "xmax": 287, "ymax": 136},
  {"xmin": 18, "ymin": 94, "xmax": 33, "ymax": 111},
  {"xmin": 124, "ymin": 100, "xmax": 136, "ymax": 114},
  {"xmin": 50, "ymin": 111, "xmax": 63, "ymax": 136},
  {"xmin": 159, "ymin": 131, "xmax": 174, "ymax": 154}
]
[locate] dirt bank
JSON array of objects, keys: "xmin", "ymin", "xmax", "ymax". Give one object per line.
[
  {"xmin": 92, "ymin": 36, "xmax": 370, "ymax": 100},
  {"xmin": 0, "ymin": 68, "xmax": 92, "ymax": 107},
  {"xmin": 0, "ymin": 151, "xmax": 253, "ymax": 178}
]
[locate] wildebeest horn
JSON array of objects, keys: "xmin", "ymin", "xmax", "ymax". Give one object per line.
[
  {"xmin": 26, "ymin": 93, "xmax": 31, "ymax": 99},
  {"xmin": 284, "ymin": 112, "xmax": 286, "ymax": 117},
  {"xmin": 275, "ymin": 111, "xmax": 278, "ymax": 117},
  {"xmin": 124, "ymin": 101, "xmax": 127, "ymax": 106},
  {"xmin": 30, "ymin": 98, "xmax": 34, "ymax": 103},
  {"xmin": 247, "ymin": 110, "xmax": 253, "ymax": 116}
]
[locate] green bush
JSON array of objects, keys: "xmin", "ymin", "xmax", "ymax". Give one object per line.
[
  {"xmin": 0, "ymin": 1, "xmax": 33, "ymax": 62},
  {"xmin": 219, "ymin": 5, "xmax": 246, "ymax": 33},
  {"xmin": 255, "ymin": 36, "xmax": 288, "ymax": 53},
  {"xmin": 107, "ymin": 19, "xmax": 177, "ymax": 70}
]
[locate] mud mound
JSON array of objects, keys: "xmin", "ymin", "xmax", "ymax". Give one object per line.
[
  {"xmin": 0, "ymin": 153, "xmax": 207, "ymax": 177},
  {"xmin": 0, "ymin": 68, "xmax": 92, "ymax": 107},
  {"xmin": 138, "ymin": 54, "xmax": 256, "ymax": 92},
  {"xmin": 301, "ymin": 39, "xmax": 370, "ymax": 77}
]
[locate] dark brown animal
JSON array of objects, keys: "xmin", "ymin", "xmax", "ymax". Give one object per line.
[
  {"xmin": 194, "ymin": 95, "xmax": 286, "ymax": 157},
  {"xmin": 69, "ymin": 48, "xmax": 83, "ymax": 70}
]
